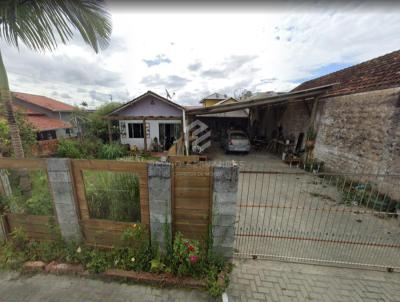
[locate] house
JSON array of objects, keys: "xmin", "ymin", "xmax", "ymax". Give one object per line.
[
  {"xmin": 200, "ymin": 93, "xmax": 228, "ymax": 107},
  {"xmin": 13, "ymin": 92, "xmax": 78, "ymax": 141},
  {"xmin": 107, "ymin": 91, "xmax": 185, "ymax": 151}
]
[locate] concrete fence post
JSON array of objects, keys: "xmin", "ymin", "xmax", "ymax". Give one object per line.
[
  {"xmin": 148, "ymin": 162, "xmax": 172, "ymax": 251},
  {"xmin": 46, "ymin": 158, "xmax": 82, "ymax": 242},
  {"xmin": 212, "ymin": 164, "xmax": 239, "ymax": 258}
]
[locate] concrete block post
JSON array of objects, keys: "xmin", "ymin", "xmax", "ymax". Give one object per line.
[
  {"xmin": 46, "ymin": 158, "xmax": 82, "ymax": 242},
  {"xmin": 212, "ymin": 164, "xmax": 239, "ymax": 258},
  {"xmin": 148, "ymin": 162, "xmax": 172, "ymax": 251}
]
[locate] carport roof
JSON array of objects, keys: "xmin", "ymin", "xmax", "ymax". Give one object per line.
[{"xmin": 186, "ymin": 83, "xmax": 335, "ymax": 116}]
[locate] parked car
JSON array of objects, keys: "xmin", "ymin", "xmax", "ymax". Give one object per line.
[{"xmin": 222, "ymin": 130, "xmax": 250, "ymax": 153}]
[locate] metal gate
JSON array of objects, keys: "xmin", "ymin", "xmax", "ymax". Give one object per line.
[{"xmin": 234, "ymin": 166, "xmax": 400, "ymax": 271}]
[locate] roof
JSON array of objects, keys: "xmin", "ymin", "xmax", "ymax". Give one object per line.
[
  {"xmin": 11, "ymin": 104, "xmax": 40, "ymax": 115},
  {"xmin": 200, "ymin": 92, "xmax": 228, "ymax": 103},
  {"xmin": 13, "ymin": 92, "xmax": 76, "ymax": 112},
  {"xmin": 212, "ymin": 97, "xmax": 239, "ymax": 106},
  {"xmin": 108, "ymin": 90, "xmax": 184, "ymax": 116},
  {"xmin": 187, "ymin": 84, "xmax": 334, "ymax": 116},
  {"xmin": 292, "ymin": 50, "xmax": 400, "ymax": 97},
  {"xmin": 27, "ymin": 115, "xmax": 72, "ymax": 131}
]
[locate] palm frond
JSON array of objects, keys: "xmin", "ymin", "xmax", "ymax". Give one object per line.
[{"xmin": 0, "ymin": 0, "xmax": 112, "ymax": 53}]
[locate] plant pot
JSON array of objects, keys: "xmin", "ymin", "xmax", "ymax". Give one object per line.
[{"xmin": 305, "ymin": 140, "xmax": 315, "ymax": 149}]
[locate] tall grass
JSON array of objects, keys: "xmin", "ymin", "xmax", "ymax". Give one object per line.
[
  {"xmin": 0, "ymin": 169, "xmax": 53, "ymax": 215},
  {"xmin": 84, "ymin": 171, "xmax": 140, "ymax": 222}
]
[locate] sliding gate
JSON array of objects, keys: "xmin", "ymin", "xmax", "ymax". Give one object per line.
[{"xmin": 234, "ymin": 166, "xmax": 400, "ymax": 271}]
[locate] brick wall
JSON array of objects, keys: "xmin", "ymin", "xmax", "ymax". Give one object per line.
[{"xmin": 314, "ymin": 87, "xmax": 400, "ymax": 199}]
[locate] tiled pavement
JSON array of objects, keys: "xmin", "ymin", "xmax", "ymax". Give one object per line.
[
  {"xmin": 1, "ymin": 260, "xmax": 400, "ymax": 301},
  {"xmin": 226, "ymin": 259, "xmax": 400, "ymax": 302},
  {"xmin": 0, "ymin": 271, "xmax": 213, "ymax": 302}
]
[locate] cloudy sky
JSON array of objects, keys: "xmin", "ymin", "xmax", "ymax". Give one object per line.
[{"xmin": 1, "ymin": 1, "xmax": 400, "ymax": 108}]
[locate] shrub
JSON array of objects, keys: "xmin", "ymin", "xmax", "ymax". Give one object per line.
[
  {"xmin": 99, "ymin": 143, "xmax": 128, "ymax": 160},
  {"xmin": 57, "ymin": 139, "xmax": 83, "ymax": 158}
]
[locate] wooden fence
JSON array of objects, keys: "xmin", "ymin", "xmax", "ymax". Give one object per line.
[
  {"xmin": 0, "ymin": 158, "xmax": 216, "ymax": 246},
  {"xmin": 70, "ymin": 159, "xmax": 150, "ymax": 247},
  {"xmin": 173, "ymin": 164, "xmax": 212, "ymax": 240}
]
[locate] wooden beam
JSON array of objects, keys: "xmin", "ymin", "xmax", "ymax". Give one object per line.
[
  {"xmin": 104, "ymin": 116, "xmax": 182, "ymax": 121},
  {"xmin": 143, "ymin": 117, "xmax": 147, "ymax": 151}
]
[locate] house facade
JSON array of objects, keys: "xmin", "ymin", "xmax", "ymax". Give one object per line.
[
  {"xmin": 13, "ymin": 92, "xmax": 77, "ymax": 141},
  {"xmin": 107, "ymin": 91, "xmax": 184, "ymax": 151}
]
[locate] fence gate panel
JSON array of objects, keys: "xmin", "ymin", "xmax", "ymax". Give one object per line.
[
  {"xmin": 71, "ymin": 159, "xmax": 149, "ymax": 247},
  {"xmin": 173, "ymin": 164, "xmax": 212, "ymax": 240},
  {"xmin": 234, "ymin": 168, "xmax": 400, "ymax": 271}
]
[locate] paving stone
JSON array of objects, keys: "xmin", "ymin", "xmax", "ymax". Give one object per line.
[{"xmin": 227, "ymin": 259, "xmax": 400, "ymax": 302}]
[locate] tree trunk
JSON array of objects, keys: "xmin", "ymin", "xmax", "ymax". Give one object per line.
[{"xmin": 0, "ymin": 49, "xmax": 31, "ymax": 196}]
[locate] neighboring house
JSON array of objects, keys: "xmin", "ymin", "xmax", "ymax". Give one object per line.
[
  {"xmin": 107, "ymin": 91, "xmax": 185, "ymax": 151},
  {"xmin": 13, "ymin": 92, "xmax": 78, "ymax": 141},
  {"xmin": 200, "ymin": 92, "xmax": 227, "ymax": 107}
]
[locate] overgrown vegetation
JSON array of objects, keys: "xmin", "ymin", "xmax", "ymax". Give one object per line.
[
  {"xmin": 0, "ymin": 225, "xmax": 231, "ymax": 297},
  {"xmin": 0, "ymin": 110, "xmax": 37, "ymax": 157},
  {"xmin": 336, "ymin": 177, "xmax": 398, "ymax": 212},
  {"xmin": 56, "ymin": 139, "xmax": 128, "ymax": 160},
  {"xmin": 0, "ymin": 169, "xmax": 52, "ymax": 215},
  {"xmin": 84, "ymin": 171, "xmax": 140, "ymax": 222}
]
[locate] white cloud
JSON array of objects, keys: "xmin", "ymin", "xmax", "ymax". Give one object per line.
[{"xmin": 1, "ymin": 3, "xmax": 400, "ymax": 107}]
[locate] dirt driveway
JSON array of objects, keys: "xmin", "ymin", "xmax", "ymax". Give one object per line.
[{"xmin": 207, "ymin": 145, "xmax": 400, "ymax": 270}]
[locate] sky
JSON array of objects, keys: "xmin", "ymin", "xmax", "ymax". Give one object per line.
[{"xmin": 1, "ymin": 1, "xmax": 400, "ymax": 108}]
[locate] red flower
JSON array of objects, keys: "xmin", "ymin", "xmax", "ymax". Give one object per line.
[
  {"xmin": 189, "ymin": 255, "xmax": 199, "ymax": 264},
  {"xmin": 188, "ymin": 245, "xmax": 195, "ymax": 252}
]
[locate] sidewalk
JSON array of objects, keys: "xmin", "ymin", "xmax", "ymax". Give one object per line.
[
  {"xmin": 0, "ymin": 271, "xmax": 213, "ymax": 302},
  {"xmin": 226, "ymin": 259, "xmax": 400, "ymax": 302}
]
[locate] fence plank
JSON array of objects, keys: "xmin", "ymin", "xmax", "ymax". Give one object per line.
[
  {"xmin": 173, "ymin": 165, "xmax": 211, "ymax": 240},
  {"xmin": 5, "ymin": 213, "xmax": 57, "ymax": 241},
  {"xmin": 0, "ymin": 158, "xmax": 46, "ymax": 170}
]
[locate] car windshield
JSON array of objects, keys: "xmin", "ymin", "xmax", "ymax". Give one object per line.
[{"xmin": 230, "ymin": 133, "xmax": 247, "ymax": 139}]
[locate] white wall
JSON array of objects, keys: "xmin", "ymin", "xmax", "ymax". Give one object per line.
[{"xmin": 119, "ymin": 119, "xmax": 181, "ymax": 150}]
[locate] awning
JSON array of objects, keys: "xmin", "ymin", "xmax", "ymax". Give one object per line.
[{"xmin": 187, "ymin": 83, "xmax": 336, "ymax": 116}]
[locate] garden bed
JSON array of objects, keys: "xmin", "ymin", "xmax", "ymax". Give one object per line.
[{"xmin": 0, "ymin": 226, "xmax": 231, "ymax": 297}]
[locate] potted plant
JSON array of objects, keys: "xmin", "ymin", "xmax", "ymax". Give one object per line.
[{"xmin": 305, "ymin": 125, "xmax": 317, "ymax": 149}]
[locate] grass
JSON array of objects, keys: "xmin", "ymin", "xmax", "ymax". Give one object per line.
[
  {"xmin": 0, "ymin": 169, "xmax": 53, "ymax": 215},
  {"xmin": 83, "ymin": 170, "xmax": 141, "ymax": 222}
]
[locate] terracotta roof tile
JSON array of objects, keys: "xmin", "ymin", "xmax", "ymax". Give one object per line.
[
  {"xmin": 27, "ymin": 115, "xmax": 72, "ymax": 131},
  {"xmin": 292, "ymin": 50, "xmax": 400, "ymax": 97},
  {"xmin": 14, "ymin": 92, "xmax": 76, "ymax": 112}
]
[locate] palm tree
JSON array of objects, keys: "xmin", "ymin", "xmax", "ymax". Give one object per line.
[{"xmin": 0, "ymin": 0, "xmax": 111, "ymax": 194}]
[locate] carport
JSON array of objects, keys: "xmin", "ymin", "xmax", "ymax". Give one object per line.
[{"xmin": 185, "ymin": 84, "xmax": 334, "ymax": 154}]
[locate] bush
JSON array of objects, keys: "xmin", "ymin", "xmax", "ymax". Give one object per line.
[
  {"xmin": 56, "ymin": 139, "xmax": 84, "ymax": 158},
  {"xmin": 99, "ymin": 143, "xmax": 128, "ymax": 160},
  {"xmin": 1, "ymin": 170, "xmax": 53, "ymax": 216}
]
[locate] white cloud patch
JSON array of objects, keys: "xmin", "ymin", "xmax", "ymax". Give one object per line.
[{"xmin": 1, "ymin": 3, "xmax": 400, "ymax": 107}]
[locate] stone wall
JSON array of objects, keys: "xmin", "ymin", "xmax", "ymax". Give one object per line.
[
  {"xmin": 314, "ymin": 87, "xmax": 400, "ymax": 199},
  {"xmin": 279, "ymin": 101, "xmax": 310, "ymax": 141}
]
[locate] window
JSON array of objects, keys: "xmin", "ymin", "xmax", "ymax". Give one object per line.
[
  {"xmin": 37, "ymin": 130, "xmax": 57, "ymax": 141},
  {"xmin": 128, "ymin": 123, "xmax": 144, "ymax": 138}
]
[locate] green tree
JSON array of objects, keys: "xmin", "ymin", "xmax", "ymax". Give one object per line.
[
  {"xmin": 86, "ymin": 102, "xmax": 121, "ymax": 142},
  {"xmin": 0, "ymin": 0, "xmax": 112, "ymax": 159}
]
